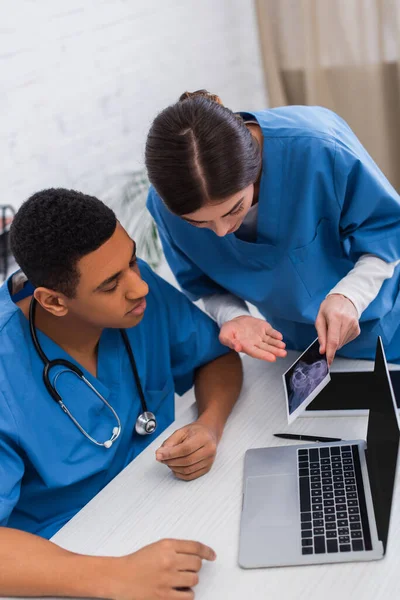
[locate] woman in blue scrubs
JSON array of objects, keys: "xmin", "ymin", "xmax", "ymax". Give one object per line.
[{"xmin": 146, "ymin": 91, "xmax": 400, "ymax": 364}]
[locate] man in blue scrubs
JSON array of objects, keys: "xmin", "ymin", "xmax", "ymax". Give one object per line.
[{"xmin": 0, "ymin": 189, "xmax": 242, "ymax": 599}]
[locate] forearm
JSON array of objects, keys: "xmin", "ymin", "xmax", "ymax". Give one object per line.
[
  {"xmin": 202, "ymin": 293, "xmax": 249, "ymax": 327},
  {"xmin": 0, "ymin": 527, "xmax": 117, "ymax": 599},
  {"xmin": 194, "ymin": 351, "xmax": 243, "ymax": 442},
  {"xmin": 327, "ymin": 254, "xmax": 400, "ymax": 317}
]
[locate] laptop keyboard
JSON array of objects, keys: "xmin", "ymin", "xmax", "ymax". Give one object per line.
[{"xmin": 298, "ymin": 444, "xmax": 372, "ymax": 555}]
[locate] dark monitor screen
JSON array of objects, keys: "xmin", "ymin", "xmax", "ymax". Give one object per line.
[{"xmin": 366, "ymin": 338, "xmax": 400, "ymax": 552}]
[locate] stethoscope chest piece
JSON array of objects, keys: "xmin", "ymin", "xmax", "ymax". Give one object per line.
[{"xmin": 135, "ymin": 411, "xmax": 157, "ymax": 435}]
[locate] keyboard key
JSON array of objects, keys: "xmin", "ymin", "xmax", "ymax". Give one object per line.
[
  {"xmin": 342, "ymin": 458, "xmax": 353, "ymax": 465},
  {"xmin": 344, "ymin": 466, "xmax": 354, "ymax": 472},
  {"xmin": 326, "ymin": 531, "xmax": 337, "ymax": 538},
  {"xmin": 323, "ymin": 485, "xmax": 333, "ymax": 492},
  {"xmin": 344, "ymin": 472, "xmax": 355, "ymax": 479},
  {"xmin": 320, "ymin": 447, "xmax": 330, "ymax": 458},
  {"xmin": 311, "ymin": 482, "xmax": 321, "ymax": 490},
  {"xmin": 337, "ymin": 512, "xmax": 347, "ymax": 519},
  {"xmin": 345, "ymin": 478, "xmax": 355, "ymax": 485},
  {"xmin": 311, "ymin": 490, "xmax": 322, "ymax": 497},
  {"xmin": 301, "ymin": 521, "xmax": 312, "ymax": 530},
  {"xmin": 331, "ymin": 456, "xmax": 341, "ymax": 463},
  {"xmin": 309, "ymin": 449, "xmax": 319, "ymax": 462},
  {"xmin": 338, "ymin": 528, "xmax": 349, "ymax": 535},
  {"xmin": 299, "ymin": 449, "xmax": 308, "ymax": 456},
  {"xmin": 350, "ymin": 522, "xmax": 362, "ymax": 531},
  {"xmin": 346, "ymin": 485, "xmax": 356, "ymax": 492},
  {"xmin": 313, "ymin": 511, "xmax": 323, "ymax": 519},
  {"xmin": 352, "ymin": 540, "xmax": 364, "ymax": 551},
  {"xmin": 302, "ymin": 538, "xmax": 313, "ymax": 546},
  {"xmin": 301, "ymin": 529, "xmax": 312, "ymax": 538},
  {"xmin": 351, "ymin": 531, "xmax": 362, "ymax": 539},
  {"xmin": 313, "ymin": 519, "xmax": 324, "ymax": 527},
  {"xmin": 333, "ymin": 469, "xmax": 343, "ymax": 475},
  {"xmin": 348, "ymin": 500, "xmax": 358, "ymax": 506},
  {"xmin": 299, "ymin": 468, "xmax": 309, "ymax": 477},
  {"xmin": 337, "ymin": 520, "xmax": 348, "ymax": 527},
  {"xmin": 311, "ymin": 476, "xmax": 321, "ymax": 483},
  {"xmin": 311, "ymin": 469, "xmax": 320, "ymax": 476},
  {"xmin": 326, "ymin": 523, "xmax": 336, "ymax": 530},
  {"xmin": 314, "ymin": 527, "xmax": 324, "ymax": 535},
  {"xmin": 327, "ymin": 539, "xmax": 339, "ymax": 553},
  {"xmin": 325, "ymin": 507, "xmax": 334, "ymax": 514},
  {"xmin": 325, "ymin": 515, "xmax": 335, "ymax": 522},
  {"xmin": 323, "ymin": 492, "xmax": 334, "ymax": 499},
  {"xmin": 301, "ymin": 512, "xmax": 312, "ymax": 522},
  {"xmin": 335, "ymin": 490, "xmax": 345, "ymax": 497},
  {"xmin": 310, "ymin": 462, "xmax": 319, "ymax": 469},
  {"xmin": 334, "ymin": 482, "xmax": 344, "ymax": 489},
  {"xmin": 330, "ymin": 447, "xmax": 340, "ymax": 456},
  {"xmin": 333, "ymin": 475, "xmax": 343, "ymax": 482},
  {"xmin": 302, "ymin": 547, "xmax": 313, "ymax": 555},
  {"xmin": 350, "ymin": 515, "xmax": 361, "ymax": 522},
  {"xmin": 340, "ymin": 544, "xmax": 351, "ymax": 552},
  {"xmin": 347, "ymin": 492, "xmax": 357, "ymax": 499},
  {"xmin": 339, "ymin": 536, "xmax": 350, "ymax": 544},
  {"xmin": 341, "ymin": 446, "xmax": 351, "ymax": 452},
  {"xmin": 321, "ymin": 465, "xmax": 331, "ymax": 472},
  {"xmin": 324, "ymin": 500, "xmax": 334, "ymax": 506},
  {"xmin": 299, "ymin": 477, "xmax": 311, "ymax": 512},
  {"xmin": 341, "ymin": 451, "xmax": 352, "ymax": 458},
  {"xmin": 321, "ymin": 458, "xmax": 330, "ymax": 465},
  {"xmin": 313, "ymin": 503, "xmax": 323, "ymax": 511},
  {"xmin": 336, "ymin": 504, "xmax": 346, "ymax": 512},
  {"xmin": 314, "ymin": 536, "xmax": 326, "ymax": 554},
  {"xmin": 349, "ymin": 507, "xmax": 360, "ymax": 514}
]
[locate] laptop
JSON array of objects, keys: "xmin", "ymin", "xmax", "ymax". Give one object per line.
[{"xmin": 239, "ymin": 337, "xmax": 400, "ymax": 568}]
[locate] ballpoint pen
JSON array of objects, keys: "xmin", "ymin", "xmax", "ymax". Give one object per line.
[{"xmin": 274, "ymin": 433, "xmax": 342, "ymax": 442}]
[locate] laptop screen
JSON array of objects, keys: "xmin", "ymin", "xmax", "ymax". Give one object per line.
[{"xmin": 366, "ymin": 337, "xmax": 400, "ymax": 552}]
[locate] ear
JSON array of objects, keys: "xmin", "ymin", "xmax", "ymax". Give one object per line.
[{"xmin": 33, "ymin": 287, "xmax": 69, "ymax": 318}]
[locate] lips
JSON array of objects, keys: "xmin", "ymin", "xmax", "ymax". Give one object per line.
[{"xmin": 126, "ymin": 298, "xmax": 147, "ymax": 315}]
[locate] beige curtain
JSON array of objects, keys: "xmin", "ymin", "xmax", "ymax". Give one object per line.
[{"xmin": 255, "ymin": 0, "xmax": 400, "ymax": 191}]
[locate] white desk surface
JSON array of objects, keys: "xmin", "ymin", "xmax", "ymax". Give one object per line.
[{"xmin": 47, "ymin": 352, "xmax": 400, "ymax": 600}]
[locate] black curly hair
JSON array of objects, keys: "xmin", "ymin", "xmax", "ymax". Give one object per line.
[{"xmin": 10, "ymin": 188, "xmax": 117, "ymax": 297}]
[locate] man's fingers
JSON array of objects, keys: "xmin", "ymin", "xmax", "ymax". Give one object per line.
[
  {"xmin": 177, "ymin": 554, "xmax": 203, "ymax": 573},
  {"xmin": 157, "ymin": 438, "xmax": 203, "ymax": 462},
  {"xmin": 240, "ymin": 342, "xmax": 278, "ymax": 362},
  {"xmin": 173, "ymin": 465, "xmax": 211, "ymax": 481},
  {"xmin": 170, "ymin": 458, "xmax": 212, "ymax": 476},
  {"xmin": 325, "ymin": 320, "xmax": 341, "ymax": 365},
  {"xmin": 264, "ymin": 336, "xmax": 286, "ymax": 350},
  {"xmin": 256, "ymin": 341, "xmax": 287, "ymax": 357},
  {"xmin": 173, "ymin": 540, "xmax": 216, "ymax": 561},
  {"xmin": 160, "ymin": 428, "xmax": 187, "ymax": 449},
  {"xmin": 160, "ymin": 448, "xmax": 207, "ymax": 468}
]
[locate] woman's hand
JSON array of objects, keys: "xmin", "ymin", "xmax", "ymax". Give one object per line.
[
  {"xmin": 219, "ymin": 316, "xmax": 287, "ymax": 362},
  {"xmin": 315, "ymin": 294, "xmax": 360, "ymax": 365}
]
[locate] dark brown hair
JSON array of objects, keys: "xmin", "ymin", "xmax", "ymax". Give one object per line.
[{"xmin": 145, "ymin": 90, "xmax": 261, "ymax": 215}]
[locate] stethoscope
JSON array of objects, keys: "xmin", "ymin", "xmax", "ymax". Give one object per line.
[{"xmin": 29, "ymin": 297, "xmax": 157, "ymax": 448}]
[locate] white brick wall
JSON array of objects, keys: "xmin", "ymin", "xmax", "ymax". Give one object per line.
[{"xmin": 0, "ymin": 0, "xmax": 267, "ymax": 210}]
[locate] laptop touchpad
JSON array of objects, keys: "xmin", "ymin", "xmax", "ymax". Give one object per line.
[{"xmin": 245, "ymin": 474, "xmax": 298, "ymax": 527}]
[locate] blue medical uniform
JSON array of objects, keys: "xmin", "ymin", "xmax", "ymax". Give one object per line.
[
  {"xmin": 0, "ymin": 261, "xmax": 229, "ymax": 539},
  {"xmin": 147, "ymin": 106, "xmax": 400, "ymax": 362}
]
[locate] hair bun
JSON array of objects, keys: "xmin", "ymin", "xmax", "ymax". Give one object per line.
[{"xmin": 179, "ymin": 89, "xmax": 223, "ymax": 106}]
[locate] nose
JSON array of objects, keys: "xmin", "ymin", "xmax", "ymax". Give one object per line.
[
  {"xmin": 213, "ymin": 221, "xmax": 231, "ymax": 237},
  {"xmin": 125, "ymin": 269, "xmax": 149, "ymax": 300}
]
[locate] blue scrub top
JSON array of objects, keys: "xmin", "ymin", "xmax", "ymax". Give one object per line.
[
  {"xmin": 0, "ymin": 260, "xmax": 228, "ymax": 539},
  {"xmin": 147, "ymin": 106, "xmax": 400, "ymax": 362}
]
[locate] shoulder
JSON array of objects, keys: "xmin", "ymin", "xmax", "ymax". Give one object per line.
[{"xmin": 245, "ymin": 106, "xmax": 352, "ymax": 147}]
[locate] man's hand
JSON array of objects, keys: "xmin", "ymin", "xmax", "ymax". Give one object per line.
[
  {"xmin": 219, "ymin": 315, "xmax": 287, "ymax": 362},
  {"xmin": 112, "ymin": 539, "xmax": 216, "ymax": 600},
  {"xmin": 156, "ymin": 422, "xmax": 218, "ymax": 481},
  {"xmin": 315, "ymin": 294, "xmax": 360, "ymax": 366}
]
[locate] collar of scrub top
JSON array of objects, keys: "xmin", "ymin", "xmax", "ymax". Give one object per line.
[{"xmin": 28, "ymin": 297, "xmax": 157, "ymax": 447}]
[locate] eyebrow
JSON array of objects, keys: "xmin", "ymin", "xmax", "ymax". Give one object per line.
[
  {"xmin": 182, "ymin": 198, "xmax": 244, "ymax": 224},
  {"xmin": 94, "ymin": 241, "xmax": 137, "ymax": 291}
]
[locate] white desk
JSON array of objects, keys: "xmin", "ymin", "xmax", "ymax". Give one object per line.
[{"xmin": 50, "ymin": 353, "xmax": 400, "ymax": 600}]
